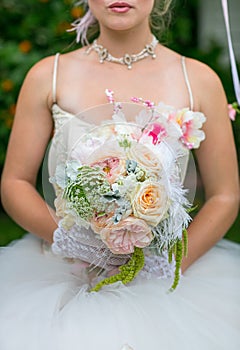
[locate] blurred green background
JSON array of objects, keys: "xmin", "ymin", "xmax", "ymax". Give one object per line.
[{"xmin": 0, "ymin": 0, "xmax": 239, "ymax": 246}]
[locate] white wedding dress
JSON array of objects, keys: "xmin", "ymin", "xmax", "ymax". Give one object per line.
[{"xmin": 0, "ymin": 55, "xmax": 240, "ymax": 350}]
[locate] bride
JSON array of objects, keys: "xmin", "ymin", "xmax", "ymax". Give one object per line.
[{"xmin": 1, "ymin": 1, "xmax": 240, "ymax": 349}]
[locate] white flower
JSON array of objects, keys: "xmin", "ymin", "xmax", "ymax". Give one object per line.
[
  {"xmin": 126, "ymin": 141, "xmax": 163, "ymax": 178},
  {"xmin": 60, "ymin": 213, "xmax": 76, "ymax": 230},
  {"xmin": 66, "ymin": 160, "xmax": 81, "ymax": 181},
  {"xmin": 135, "ymin": 108, "xmax": 154, "ymax": 128},
  {"xmin": 50, "ymin": 163, "xmax": 66, "ymax": 189}
]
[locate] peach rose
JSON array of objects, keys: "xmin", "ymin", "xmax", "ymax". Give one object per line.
[
  {"xmin": 131, "ymin": 181, "xmax": 169, "ymax": 227},
  {"xmin": 100, "ymin": 216, "xmax": 153, "ymax": 254}
]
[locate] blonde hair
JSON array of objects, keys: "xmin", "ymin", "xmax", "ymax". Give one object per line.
[{"xmin": 150, "ymin": 0, "xmax": 173, "ymax": 39}]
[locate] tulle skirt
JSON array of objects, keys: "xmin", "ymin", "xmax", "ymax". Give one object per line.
[{"xmin": 0, "ymin": 234, "xmax": 240, "ymax": 350}]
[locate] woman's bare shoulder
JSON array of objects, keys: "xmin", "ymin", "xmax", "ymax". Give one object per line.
[
  {"xmin": 20, "ymin": 56, "xmax": 57, "ymax": 101},
  {"xmin": 185, "ymin": 57, "xmax": 222, "ymax": 86},
  {"xmin": 21, "ymin": 49, "xmax": 80, "ymax": 102},
  {"xmin": 162, "ymin": 45, "xmax": 220, "ymax": 79},
  {"xmin": 25, "ymin": 55, "xmax": 56, "ymax": 82},
  {"xmin": 183, "ymin": 56, "xmax": 226, "ymax": 111},
  {"xmin": 23, "ymin": 49, "xmax": 80, "ymax": 82},
  {"xmin": 162, "ymin": 46, "xmax": 221, "ymax": 84},
  {"xmin": 28, "ymin": 48, "xmax": 88, "ymax": 80},
  {"xmin": 28, "ymin": 47, "xmax": 85, "ymax": 74}
]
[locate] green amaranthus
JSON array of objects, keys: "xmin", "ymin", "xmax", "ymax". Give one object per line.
[
  {"xmin": 168, "ymin": 228, "xmax": 188, "ymax": 291},
  {"xmin": 91, "ymin": 228, "xmax": 188, "ymax": 293},
  {"xmin": 91, "ymin": 247, "xmax": 145, "ymax": 292}
]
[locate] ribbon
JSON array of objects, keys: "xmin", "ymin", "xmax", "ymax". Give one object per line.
[{"xmin": 221, "ymin": 0, "xmax": 240, "ymax": 105}]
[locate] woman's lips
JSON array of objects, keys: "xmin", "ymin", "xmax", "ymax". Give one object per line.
[{"xmin": 108, "ymin": 2, "xmax": 132, "ymax": 13}]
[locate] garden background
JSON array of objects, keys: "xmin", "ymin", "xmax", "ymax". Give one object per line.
[{"xmin": 0, "ymin": 0, "xmax": 239, "ymax": 246}]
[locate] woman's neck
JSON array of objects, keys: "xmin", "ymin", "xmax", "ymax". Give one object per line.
[{"xmin": 97, "ymin": 26, "xmax": 153, "ymax": 58}]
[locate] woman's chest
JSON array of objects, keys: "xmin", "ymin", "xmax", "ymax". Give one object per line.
[{"xmin": 56, "ymin": 62, "xmax": 191, "ymax": 115}]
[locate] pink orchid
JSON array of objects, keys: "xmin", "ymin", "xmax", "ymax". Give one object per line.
[
  {"xmin": 147, "ymin": 123, "xmax": 167, "ymax": 145},
  {"xmin": 180, "ymin": 120, "xmax": 195, "ymax": 149},
  {"xmin": 169, "ymin": 110, "xmax": 206, "ymax": 149}
]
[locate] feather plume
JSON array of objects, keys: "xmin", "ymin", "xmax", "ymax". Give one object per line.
[{"xmin": 68, "ymin": 1, "xmax": 97, "ymax": 45}]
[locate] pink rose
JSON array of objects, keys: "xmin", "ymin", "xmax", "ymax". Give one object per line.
[
  {"xmin": 90, "ymin": 213, "xmax": 111, "ymax": 234},
  {"xmin": 91, "ymin": 157, "xmax": 124, "ymax": 183},
  {"xmin": 86, "ymin": 141, "xmax": 126, "ymax": 183},
  {"xmin": 100, "ymin": 216, "xmax": 153, "ymax": 254},
  {"xmin": 228, "ymin": 104, "xmax": 236, "ymax": 121}
]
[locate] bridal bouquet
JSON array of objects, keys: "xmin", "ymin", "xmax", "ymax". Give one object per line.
[{"xmin": 50, "ymin": 102, "xmax": 206, "ymax": 291}]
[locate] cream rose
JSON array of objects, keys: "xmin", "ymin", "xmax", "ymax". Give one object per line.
[
  {"xmin": 54, "ymin": 195, "xmax": 65, "ymax": 218},
  {"xmin": 61, "ymin": 214, "xmax": 76, "ymax": 231},
  {"xmin": 126, "ymin": 142, "xmax": 162, "ymax": 178},
  {"xmin": 100, "ymin": 216, "xmax": 153, "ymax": 254},
  {"xmin": 52, "ymin": 186, "xmax": 75, "ymax": 230},
  {"xmin": 131, "ymin": 181, "xmax": 169, "ymax": 227}
]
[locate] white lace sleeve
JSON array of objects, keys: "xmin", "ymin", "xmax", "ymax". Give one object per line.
[
  {"xmin": 52, "ymin": 221, "xmax": 130, "ymax": 271},
  {"xmin": 52, "ymin": 221, "xmax": 176, "ymax": 280},
  {"xmin": 140, "ymin": 251, "xmax": 176, "ymax": 280}
]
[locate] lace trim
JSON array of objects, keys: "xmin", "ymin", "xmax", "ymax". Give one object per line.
[
  {"xmin": 52, "ymin": 223, "xmax": 130, "ymax": 271},
  {"xmin": 140, "ymin": 253, "xmax": 175, "ymax": 280},
  {"xmin": 51, "ymin": 223, "xmax": 175, "ymax": 281}
]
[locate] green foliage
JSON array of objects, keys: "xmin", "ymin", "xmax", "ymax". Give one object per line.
[
  {"xmin": 91, "ymin": 247, "xmax": 145, "ymax": 292},
  {"xmin": 0, "ymin": 211, "xmax": 25, "ymax": 246},
  {"xmin": 0, "ymin": 0, "xmax": 77, "ymax": 171}
]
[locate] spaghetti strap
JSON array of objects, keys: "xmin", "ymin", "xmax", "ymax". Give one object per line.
[
  {"xmin": 181, "ymin": 56, "xmax": 194, "ymax": 110},
  {"xmin": 52, "ymin": 53, "xmax": 60, "ymax": 104}
]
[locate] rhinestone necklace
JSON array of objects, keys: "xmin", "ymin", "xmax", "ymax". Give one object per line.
[{"xmin": 86, "ymin": 35, "xmax": 158, "ymax": 69}]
